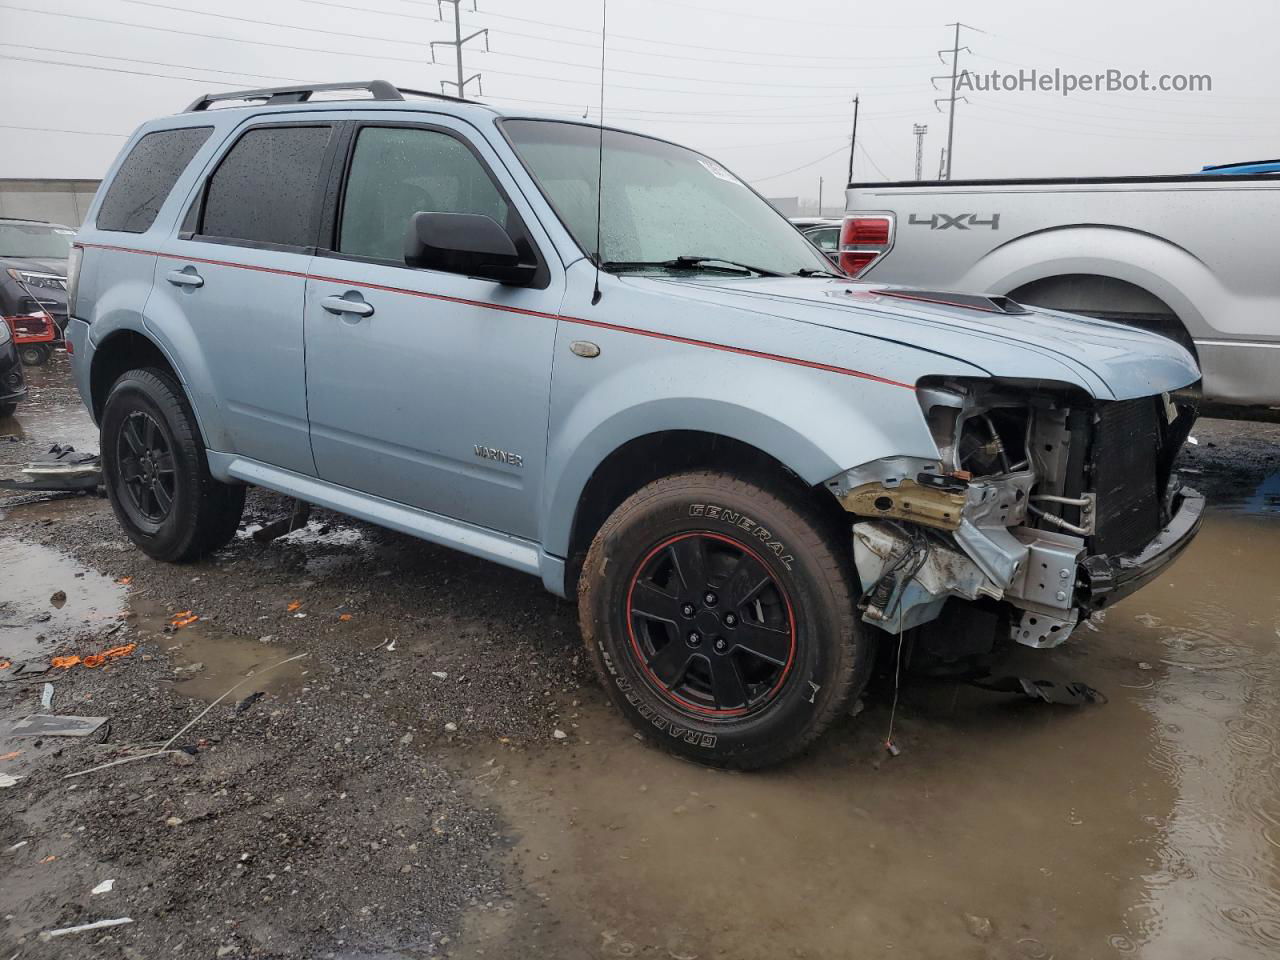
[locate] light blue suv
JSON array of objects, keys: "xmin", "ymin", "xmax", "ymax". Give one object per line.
[{"xmin": 67, "ymin": 82, "xmax": 1204, "ymax": 768}]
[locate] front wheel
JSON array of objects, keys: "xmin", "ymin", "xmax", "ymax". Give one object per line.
[
  {"xmin": 579, "ymin": 471, "xmax": 870, "ymax": 769},
  {"xmin": 101, "ymin": 368, "xmax": 245, "ymax": 562}
]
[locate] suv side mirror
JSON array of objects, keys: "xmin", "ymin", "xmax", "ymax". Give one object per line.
[{"xmin": 403, "ymin": 212, "xmax": 537, "ymax": 286}]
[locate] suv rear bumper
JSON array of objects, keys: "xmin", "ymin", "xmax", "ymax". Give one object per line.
[{"xmin": 1080, "ymin": 485, "xmax": 1205, "ymax": 610}]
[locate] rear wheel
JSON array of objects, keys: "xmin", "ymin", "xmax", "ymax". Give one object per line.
[
  {"xmin": 101, "ymin": 368, "xmax": 244, "ymax": 562},
  {"xmin": 579, "ymin": 470, "xmax": 869, "ymax": 769},
  {"xmin": 0, "ymin": 401, "xmax": 16, "ymax": 419}
]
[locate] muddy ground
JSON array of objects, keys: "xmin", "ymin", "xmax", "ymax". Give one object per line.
[{"xmin": 2, "ymin": 355, "xmax": 1278, "ymax": 960}]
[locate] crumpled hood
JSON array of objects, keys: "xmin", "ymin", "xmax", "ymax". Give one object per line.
[{"xmin": 642, "ymin": 276, "xmax": 1200, "ymax": 401}]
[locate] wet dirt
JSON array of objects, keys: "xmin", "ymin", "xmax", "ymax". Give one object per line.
[{"xmin": 1, "ymin": 359, "xmax": 1278, "ymax": 959}]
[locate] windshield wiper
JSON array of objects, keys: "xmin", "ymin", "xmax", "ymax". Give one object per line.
[
  {"xmin": 600, "ymin": 255, "xmax": 784, "ymax": 278},
  {"xmin": 793, "ymin": 267, "xmax": 843, "ymax": 278}
]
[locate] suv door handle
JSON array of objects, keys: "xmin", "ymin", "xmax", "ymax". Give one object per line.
[
  {"xmin": 320, "ymin": 294, "xmax": 374, "ymax": 318},
  {"xmin": 166, "ymin": 268, "xmax": 204, "ymax": 288}
]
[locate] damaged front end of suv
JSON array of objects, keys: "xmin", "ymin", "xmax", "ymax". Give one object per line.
[{"xmin": 828, "ymin": 378, "xmax": 1204, "ymax": 654}]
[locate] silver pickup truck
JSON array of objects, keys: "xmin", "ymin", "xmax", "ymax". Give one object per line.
[{"xmin": 843, "ymin": 173, "xmax": 1280, "ymax": 419}]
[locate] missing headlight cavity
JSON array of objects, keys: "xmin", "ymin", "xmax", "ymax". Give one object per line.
[{"xmin": 958, "ymin": 408, "xmax": 1030, "ymax": 478}]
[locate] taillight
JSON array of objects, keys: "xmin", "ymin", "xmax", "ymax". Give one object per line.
[
  {"xmin": 66, "ymin": 244, "xmax": 83, "ymax": 318},
  {"xmin": 839, "ymin": 214, "xmax": 894, "ymax": 278}
]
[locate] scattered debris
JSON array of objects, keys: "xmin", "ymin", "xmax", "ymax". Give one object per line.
[
  {"xmin": 115, "ymin": 576, "xmax": 132, "ymax": 585},
  {"xmin": 7, "ymin": 714, "xmax": 108, "ymax": 738},
  {"xmin": 91, "ymin": 879, "xmax": 116, "ymax": 895},
  {"xmin": 253, "ymin": 499, "xmax": 311, "ymax": 543},
  {"xmin": 165, "ymin": 817, "xmax": 184, "ymax": 827},
  {"xmin": 64, "ymin": 652, "xmax": 309, "ymax": 780},
  {"xmin": 169, "ymin": 610, "xmax": 199, "ymax": 629},
  {"xmin": 964, "ymin": 913, "xmax": 993, "ymax": 940},
  {"xmin": 286, "ymin": 601, "xmax": 302, "ymax": 613},
  {"xmin": 0, "ymin": 750, "xmax": 20, "ymax": 761},
  {"xmin": 40, "ymin": 682, "xmax": 53, "ymax": 709},
  {"xmin": 431, "ymin": 671, "xmax": 448, "ymax": 680},
  {"xmin": 552, "ymin": 729, "xmax": 568, "ymax": 740},
  {"xmin": 173, "ymin": 662, "xmax": 205, "ymax": 675},
  {"xmin": 49, "ymin": 643, "xmax": 137, "ymax": 671},
  {"xmin": 885, "ymin": 740, "xmax": 901, "ymax": 757},
  {"xmin": 40, "ymin": 917, "xmax": 134, "ymax": 940},
  {"xmin": 0, "ymin": 772, "xmax": 22, "ymax": 788},
  {"xmin": 8, "ymin": 840, "xmax": 28, "ymax": 850},
  {"xmin": 444, "ymin": 722, "xmax": 458, "ymax": 733},
  {"xmin": 169, "ymin": 751, "xmax": 197, "ymax": 767},
  {"xmin": 49, "ymin": 589, "xmax": 67, "ymax": 606},
  {"xmin": 234, "ymin": 692, "xmax": 264, "ymax": 716},
  {"xmin": 338, "ymin": 613, "xmax": 353, "ymax": 622}
]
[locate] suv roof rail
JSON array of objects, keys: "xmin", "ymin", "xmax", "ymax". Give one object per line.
[{"xmin": 183, "ymin": 80, "xmax": 472, "ymax": 113}]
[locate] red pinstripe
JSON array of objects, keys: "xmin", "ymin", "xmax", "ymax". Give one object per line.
[{"xmin": 77, "ymin": 241, "xmax": 916, "ymax": 390}]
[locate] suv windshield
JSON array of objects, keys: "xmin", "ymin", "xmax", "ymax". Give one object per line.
[
  {"xmin": 502, "ymin": 119, "xmax": 837, "ymax": 277},
  {"xmin": 0, "ymin": 222, "xmax": 75, "ymax": 260}
]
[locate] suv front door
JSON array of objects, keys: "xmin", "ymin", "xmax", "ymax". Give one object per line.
[{"xmin": 304, "ymin": 118, "xmax": 563, "ymax": 541}]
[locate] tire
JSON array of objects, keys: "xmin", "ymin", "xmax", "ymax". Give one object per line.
[
  {"xmin": 18, "ymin": 343, "xmax": 51, "ymax": 366},
  {"xmin": 101, "ymin": 367, "xmax": 245, "ymax": 562},
  {"xmin": 0, "ymin": 401, "xmax": 16, "ymax": 419},
  {"xmin": 579, "ymin": 470, "xmax": 870, "ymax": 769}
]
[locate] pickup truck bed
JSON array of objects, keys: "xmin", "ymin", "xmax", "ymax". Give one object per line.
[{"xmin": 845, "ymin": 172, "xmax": 1280, "ymax": 418}]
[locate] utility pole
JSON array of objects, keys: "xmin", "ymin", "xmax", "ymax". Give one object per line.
[
  {"xmin": 431, "ymin": 0, "xmax": 488, "ymax": 97},
  {"xmin": 818, "ymin": 176, "xmax": 823, "ymax": 216},
  {"xmin": 937, "ymin": 147, "xmax": 947, "ymax": 180},
  {"xmin": 913, "ymin": 124, "xmax": 928, "ymax": 181},
  {"xmin": 932, "ymin": 22, "xmax": 981, "ymax": 180},
  {"xmin": 846, "ymin": 94, "xmax": 860, "ymax": 183}
]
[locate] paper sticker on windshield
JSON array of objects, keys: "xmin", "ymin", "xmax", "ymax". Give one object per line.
[{"xmin": 697, "ymin": 157, "xmax": 743, "ymax": 185}]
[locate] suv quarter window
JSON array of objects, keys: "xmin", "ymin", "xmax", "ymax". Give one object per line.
[
  {"xmin": 96, "ymin": 126, "xmax": 213, "ymax": 233},
  {"xmin": 335, "ymin": 125, "xmax": 513, "ymax": 264},
  {"xmin": 196, "ymin": 124, "xmax": 334, "ymax": 250}
]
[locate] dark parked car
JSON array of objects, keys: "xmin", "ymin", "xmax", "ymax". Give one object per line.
[
  {"xmin": 0, "ymin": 218, "xmax": 74, "ymax": 364},
  {"xmin": 0, "ymin": 318, "xmax": 26, "ymax": 417}
]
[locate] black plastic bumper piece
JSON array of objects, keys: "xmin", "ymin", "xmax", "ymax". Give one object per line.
[{"xmin": 1080, "ymin": 486, "xmax": 1205, "ymax": 610}]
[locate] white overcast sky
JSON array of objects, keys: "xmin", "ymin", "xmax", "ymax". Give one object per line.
[{"xmin": 2, "ymin": 0, "xmax": 1277, "ymax": 205}]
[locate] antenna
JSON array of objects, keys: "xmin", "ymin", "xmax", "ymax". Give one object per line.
[{"xmin": 591, "ymin": 0, "xmax": 608, "ymax": 306}]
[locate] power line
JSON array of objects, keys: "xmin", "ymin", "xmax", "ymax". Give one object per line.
[
  {"xmin": 0, "ymin": 122, "xmax": 127, "ymax": 137},
  {"xmin": 0, "ymin": 52, "xmax": 252, "ymax": 86},
  {"xmin": 750, "ymin": 143, "xmax": 850, "ymax": 182},
  {"xmin": 0, "ymin": 41, "xmax": 306, "ymax": 85}
]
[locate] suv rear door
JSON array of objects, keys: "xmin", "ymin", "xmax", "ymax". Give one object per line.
[
  {"xmin": 151, "ymin": 120, "xmax": 342, "ymax": 476},
  {"xmin": 304, "ymin": 116, "xmax": 563, "ymax": 541}
]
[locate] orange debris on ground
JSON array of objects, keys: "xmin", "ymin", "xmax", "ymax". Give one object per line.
[
  {"xmin": 338, "ymin": 613, "xmax": 353, "ymax": 622},
  {"xmin": 51, "ymin": 643, "xmax": 138, "ymax": 670},
  {"xmin": 287, "ymin": 601, "xmax": 302, "ymax": 612},
  {"xmin": 115, "ymin": 576, "xmax": 133, "ymax": 585},
  {"xmin": 0, "ymin": 661, "xmax": 10, "ymax": 671}
]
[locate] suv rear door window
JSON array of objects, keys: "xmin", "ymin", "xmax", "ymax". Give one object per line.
[
  {"xmin": 95, "ymin": 126, "xmax": 212, "ymax": 233},
  {"xmin": 338, "ymin": 126, "xmax": 508, "ymax": 262},
  {"xmin": 199, "ymin": 125, "xmax": 332, "ymax": 249}
]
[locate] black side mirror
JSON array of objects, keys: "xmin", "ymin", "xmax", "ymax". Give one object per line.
[{"xmin": 403, "ymin": 212, "xmax": 537, "ymax": 286}]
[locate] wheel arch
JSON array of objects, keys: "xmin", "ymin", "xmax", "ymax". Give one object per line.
[
  {"xmin": 89, "ymin": 328, "xmax": 217, "ymax": 449},
  {"xmin": 963, "ymin": 223, "xmax": 1217, "ymax": 344}
]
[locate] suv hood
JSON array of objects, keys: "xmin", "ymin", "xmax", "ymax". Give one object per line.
[{"xmin": 653, "ymin": 276, "xmax": 1200, "ymax": 401}]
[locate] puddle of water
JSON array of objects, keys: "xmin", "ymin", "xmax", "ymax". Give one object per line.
[
  {"xmin": 457, "ymin": 508, "xmax": 1280, "ymax": 960},
  {"xmin": 0, "ymin": 537, "xmax": 125, "ymax": 662},
  {"xmin": 129, "ymin": 597, "xmax": 306, "ymax": 701}
]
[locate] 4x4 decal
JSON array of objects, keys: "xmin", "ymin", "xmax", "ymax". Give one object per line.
[{"xmin": 908, "ymin": 213, "xmax": 1001, "ymax": 230}]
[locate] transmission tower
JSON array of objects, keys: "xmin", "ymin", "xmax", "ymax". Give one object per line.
[
  {"xmin": 931, "ymin": 22, "xmax": 982, "ymax": 180},
  {"xmin": 913, "ymin": 124, "xmax": 928, "ymax": 180},
  {"xmin": 431, "ymin": 0, "xmax": 489, "ymax": 97}
]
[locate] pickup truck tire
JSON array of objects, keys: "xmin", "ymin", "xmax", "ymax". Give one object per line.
[
  {"xmin": 100, "ymin": 367, "xmax": 245, "ymax": 563},
  {"xmin": 0, "ymin": 402, "xmax": 17, "ymax": 419},
  {"xmin": 579, "ymin": 470, "xmax": 869, "ymax": 769}
]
